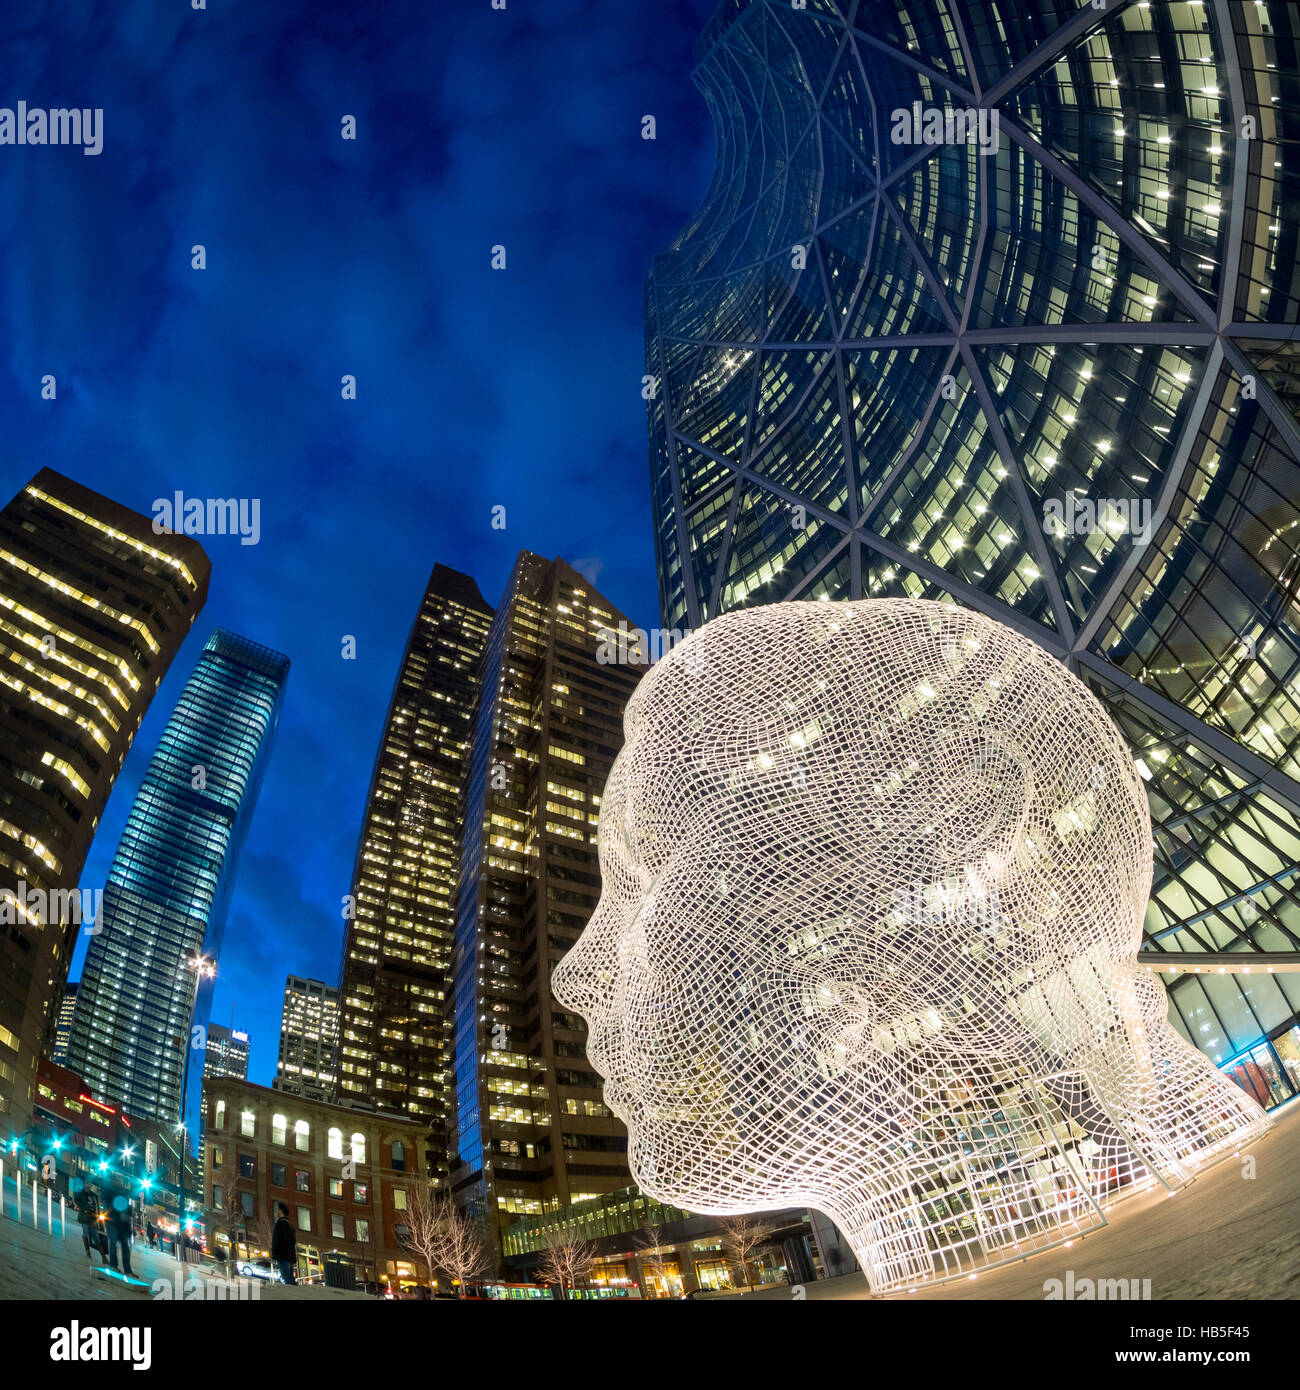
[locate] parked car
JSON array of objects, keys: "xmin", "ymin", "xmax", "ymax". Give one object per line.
[{"xmin": 238, "ymin": 1258, "xmax": 277, "ymax": 1281}]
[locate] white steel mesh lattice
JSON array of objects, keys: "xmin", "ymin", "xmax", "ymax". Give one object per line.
[{"xmin": 553, "ymin": 598, "xmax": 1271, "ymax": 1293}]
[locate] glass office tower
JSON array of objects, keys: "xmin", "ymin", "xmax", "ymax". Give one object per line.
[
  {"xmin": 202, "ymin": 1022, "xmax": 250, "ymax": 1082},
  {"xmin": 274, "ymin": 974, "xmax": 340, "ymax": 1102},
  {"xmin": 335, "ymin": 565, "xmax": 493, "ymax": 1138},
  {"xmin": 448, "ymin": 553, "xmax": 644, "ymax": 1257},
  {"xmin": 648, "ymin": 0, "xmax": 1300, "ymax": 1092},
  {"xmin": 68, "ymin": 630, "xmax": 288, "ymax": 1125},
  {"xmin": 0, "ymin": 469, "xmax": 208, "ymax": 1132}
]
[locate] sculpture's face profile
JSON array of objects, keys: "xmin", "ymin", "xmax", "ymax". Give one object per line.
[{"xmin": 552, "ymin": 598, "xmax": 1267, "ymax": 1276}]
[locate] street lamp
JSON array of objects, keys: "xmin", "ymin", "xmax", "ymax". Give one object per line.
[{"xmin": 177, "ymin": 952, "xmax": 215, "ymax": 1265}]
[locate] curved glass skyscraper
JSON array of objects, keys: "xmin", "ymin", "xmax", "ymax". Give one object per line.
[
  {"xmin": 69, "ymin": 630, "xmax": 289, "ymax": 1125},
  {"xmin": 647, "ymin": 0, "xmax": 1300, "ymax": 1091}
]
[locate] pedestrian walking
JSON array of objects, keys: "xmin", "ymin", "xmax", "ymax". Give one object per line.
[
  {"xmin": 103, "ymin": 1173, "xmax": 135, "ymax": 1277},
  {"xmin": 271, "ymin": 1201, "xmax": 297, "ymax": 1284},
  {"xmin": 146, "ymin": 1220, "xmax": 157, "ymax": 1249},
  {"xmin": 74, "ymin": 1184, "xmax": 101, "ymax": 1261}
]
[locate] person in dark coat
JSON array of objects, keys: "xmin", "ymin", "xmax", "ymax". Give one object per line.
[
  {"xmin": 103, "ymin": 1174, "xmax": 135, "ymax": 1277},
  {"xmin": 270, "ymin": 1201, "xmax": 297, "ymax": 1284},
  {"xmin": 146, "ymin": 1219, "xmax": 157, "ymax": 1249},
  {"xmin": 74, "ymin": 1185, "xmax": 101, "ymax": 1260}
]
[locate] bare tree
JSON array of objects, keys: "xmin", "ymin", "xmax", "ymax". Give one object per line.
[
  {"xmin": 537, "ymin": 1222, "xmax": 599, "ymax": 1300},
  {"xmin": 719, "ymin": 1214, "xmax": 768, "ymax": 1292},
  {"xmin": 222, "ymin": 1178, "xmax": 265, "ymax": 1271},
  {"xmin": 352, "ymin": 1209, "xmax": 378, "ymax": 1291},
  {"xmin": 428, "ymin": 1191, "xmax": 492, "ymax": 1299},
  {"xmin": 397, "ymin": 1183, "xmax": 442, "ymax": 1290},
  {"xmin": 636, "ymin": 1224, "xmax": 675, "ymax": 1299}
]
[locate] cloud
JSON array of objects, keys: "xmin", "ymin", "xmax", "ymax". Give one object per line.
[{"xmin": 14, "ymin": 0, "xmax": 718, "ymax": 1082}]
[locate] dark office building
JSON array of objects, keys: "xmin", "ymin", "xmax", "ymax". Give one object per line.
[
  {"xmin": 447, "ymin": 552, "xmax": 645, "ymax": 1256},
  {"xmin": 647, "ymin": 0, "xmax": 1300, "ymax": 1100},
  {"xmin": 335, "ymin": 566, "xmax": 493, "ymax": 1138},
  {"xmin": 0, "ymin": 469, "xmax": 208, "ymax": 1131},
  {"xmin": 68, "ymin": 630, "xmax": 288, "ymax": 1126},
  {"xmin": 49, "ymin": 982, "xmax": 78, "ymax": 1067}
]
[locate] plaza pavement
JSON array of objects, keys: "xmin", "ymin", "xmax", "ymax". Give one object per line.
[{"xmin": 733, "ymin": 1096, "xmax": 1300, "ymax": 1301}]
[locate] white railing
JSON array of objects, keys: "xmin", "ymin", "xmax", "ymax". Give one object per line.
[{"xmin": 0, "ymin": 1159, "xmax": 68, "ymax": 1237}]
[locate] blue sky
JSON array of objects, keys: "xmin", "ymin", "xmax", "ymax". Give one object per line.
[{"xmin": 1, "ymin": 0, "xmax": 718, "ymax": 1084}]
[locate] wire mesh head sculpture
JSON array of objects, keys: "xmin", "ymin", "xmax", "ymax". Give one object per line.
[{"xmin": 553, "ymin": 598, "xmax": 1269, "ymax": 1293}]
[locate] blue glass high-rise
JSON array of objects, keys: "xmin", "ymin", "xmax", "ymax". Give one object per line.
[{"xmin": 68, "ymin": 630, "xmax": 289, "ymax": 1129}]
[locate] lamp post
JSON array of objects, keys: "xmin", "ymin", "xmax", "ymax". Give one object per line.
[
  {"xmin": 115, "ymin": 1142, "xmax": 137, "ymax": 1240},
  {"xmin": 177, "ymin": 951, "xmax": 215, "ymax": 1265}
]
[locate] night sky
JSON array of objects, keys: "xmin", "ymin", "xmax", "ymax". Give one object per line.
[{"xmin": 2, "ymin": 0, "xmax": 717, "ymax": 1084}]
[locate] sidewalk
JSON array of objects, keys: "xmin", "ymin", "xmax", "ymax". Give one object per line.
[
  {"xmin": 0, "ymin": 1177, "xmax": 368, "ymax": 1301},
  {"xmin": 734, "ymin": 1099, "xmax": 1300, "ymax": 1301}
]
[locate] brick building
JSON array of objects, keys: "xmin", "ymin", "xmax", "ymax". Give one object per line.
[{"xmin": 201, "ymin": 1076, "xmax": 431, "ymax": 1288}]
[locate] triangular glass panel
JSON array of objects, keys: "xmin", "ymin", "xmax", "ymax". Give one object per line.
[
  {"xmin": 852, "ymin": 37, "xmax": 969, "ymax": 177},
  {"xmin": 684, "ymin": 482, "xmax": 737, "ymax": 623},
  {"xmin": 1234, "ymin": 339, "xmax": 1300, "ymax": 417},
  {"xmin": 814, "ymin": 40, "xmax": 879, "ymax": 181},
  {"xmin": 846, "ymin": 346, "xmax": 955, "ymax": 513},
  {"xmin": 719, "ymin": 482, "xmax": 850, "ymax": 612},
  {"xmin": 668, "ymin": 343, "xmax": 758, "ymax": 464},
  {"xmin": 999, "ymin": 5, "xmax": 1231, "ymax": 307},
  {"xmin": 869, "ymin": 366, "xmax": 1059, "ymax": 629},
  {"xmin": 676, "ymin": 443, "xmax": 738, "ymax": 511},
  {"xmin": 829, "ymin": 201, "xmax": 954, "ymax": 337},
  {"xmin": 751, "ymin": 350, "xmax": 836, "ymax": 452},
  {"xmin": 974, "ymin": 340, "xmax": 1209, "ymax": 627},
  {"xmin": 890, "ymin": 142, "xmax": 980, "ymax": 316},
  {"xmin": 749, "ymin": 364, "xmax": 850, "ymax": 516},
  {"xmin": 858, "ymin": 535, "xmax": 959, "ymax": 603},
  {"xmin": 764, "ymin": 245, "xmax": 835, "ymax": 342},
  {"xmin": 795, "ymin": 539, "xmax": 853, "ymax": 602},
  {"xmin": 1078, "ymin": 664, "xmax": 1300, "ymax": 959},
  {"xmin": 766, "ymin": 8, "xmax": 851, "ymax": 114},
  {"xmin": 849, "ymin": 2, "xmax": 970, "ymax": 82},
  {"xmin": 969, "ymin": 138, "xmax": 1199, "ymax": 329},
  {"xmin": 962, "ymin": 0, "xmax": 1094, "ymax": 93}
]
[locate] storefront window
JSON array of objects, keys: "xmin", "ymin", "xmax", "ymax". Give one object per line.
[
  {"xmin": 1272, "ymin": 1025, "xmax": 1300, "ymax": 1092},
  {"xmin": 1224, "ymin": 1040, "xmax": 1296, "ymax": 1109},
  {"xmin": 694, "ymin": 1258, "xmax": 733, "ymax": 1291}
]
